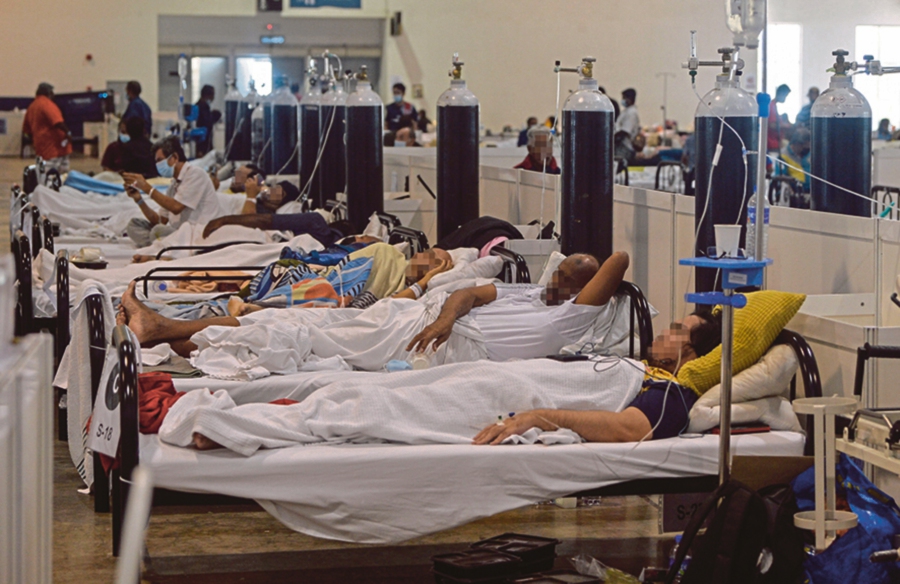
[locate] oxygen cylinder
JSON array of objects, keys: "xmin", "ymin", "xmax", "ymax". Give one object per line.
[
  {"xmin": 251, "ymin": 92, "xmax": 271, "ymax": 172},
  {"xmin": 694, "ymin": 72, "xmax": 758, "ymax": 292},
  {"xmin": 319, "ymin": 79, "xmax": 347, "ymax": 202},
  {"xmin": 271, "ymin": 75, "xmax": 299, "ymax": 175},
  {"xmin": 560, "ymin": 58, "xmax": 616, "ymax": 262},
  {"xmin": 300, "ymin": 75, "xmax": 322, "ymax": 207},
  {"xmin": 810, "ymin": 50, "xmax": 872, "ymax": 217},
  {"xmin": 224, "ymin": 77, "xmax": 244, "ymax": 161},
  {"xmin": 238, "ymin": 84, "xmax": 259, "ymax": 163},
  {"xmin": 345, "ymin": 67, "xmax": 384, "ymax": 232},
  {"xmin": 436, "ymin": 55, "xmax": 480, "ymax": 241}
]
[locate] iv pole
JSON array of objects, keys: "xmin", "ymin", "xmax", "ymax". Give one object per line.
[{"xmin": 656, "ymin": 72, "xmax": 677, "ymax": 141}]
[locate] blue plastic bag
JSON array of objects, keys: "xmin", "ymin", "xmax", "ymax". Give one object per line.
[{"xmin": 791, "ymin": 454, "xmax": 900, "ymax": 583}]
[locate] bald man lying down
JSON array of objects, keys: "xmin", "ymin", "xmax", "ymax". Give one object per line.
[{"xmin": 119, "ymin": 251, "xmax": 631, "ymax": 373}]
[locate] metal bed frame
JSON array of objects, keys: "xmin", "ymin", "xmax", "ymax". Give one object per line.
[
  {"xmin": 490, "ymin": 246, "xmax": 531, "ymax": 284},
  {"xmin": 653, "ymin": 161, "xmax": 686, "ymax": 194}
]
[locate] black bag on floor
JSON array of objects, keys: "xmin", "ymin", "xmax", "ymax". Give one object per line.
[{"xmin": 665, "ymin": 479, "xmax": 805, "ymax": 584}]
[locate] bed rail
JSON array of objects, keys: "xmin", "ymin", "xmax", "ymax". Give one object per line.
[
  {"xmin": 111, "ymin": 325, "xmax": 140, "ymax": 558},
  {"xmin": 615, "ymin": 281, "xmax": 653, "ymax": 361},
  {"xmin": 654, "ymin": 161, "xmax": 686, "ymax": 194},
  {"xmin": 324, "ymin": 200, "xmax": 347, "ymax": 222},
  {"xmin": 153, "ymin": 240, "xmax": 266, "ymax": 260},
  {"xmin": 136, "ymin": 265, "xmax": 267, "ymax": 297},
  {"xmin": 490, "ymin": 246, "xmax": 531, "ymax": 284},
  {"xmin": 388, "ymin": 226, "xmax": 429, "ymax": 256},
  {"xmin": 376, "ymin": 212, "xmax": 402, "ymax": 229},
  {"xmin": 614, "ymin": 157, "xmax": 629, "ymax": 186},
  {"xmin": 86, "ymin": 293, "xmax": 110, "ymax": 512}
]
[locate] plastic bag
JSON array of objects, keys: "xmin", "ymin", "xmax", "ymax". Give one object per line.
[{"xmin": 791, "ymin": 454, "xmax": 900, "ymax": 583}]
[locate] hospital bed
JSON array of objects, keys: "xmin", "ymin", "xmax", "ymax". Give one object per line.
[{"xmin": 96, "ymin": 278, "xmax": 817, "ymax": 553}]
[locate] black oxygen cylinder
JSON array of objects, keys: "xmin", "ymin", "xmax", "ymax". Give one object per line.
[
  {"xmin": 300, "ymin": 87, "xmax": 322, "ymax": 207},
  {"xmin": 560, "ymin": 77, "xmax": 615, "ymax": 262},
  {"xmin": 810, "ymin": 74, "xmax": 872, "ymax": 217},
  {"xmin": 262, "ymin": 102, "xmax": 274, "ymax": 174},
  {"xmin": 319, "ymin": 85, "xmax": 347, "ymax": 202},
  {"xmin": 345, "ymin": 78, "xmax": 383, "ymax": 232},
  {"xmin": 436, "ymin": 79, "xmax": 479, "ymax": 241},
  {"xmin": 693, "ymin": 77, "xmax": 758, "ymax": 293}
]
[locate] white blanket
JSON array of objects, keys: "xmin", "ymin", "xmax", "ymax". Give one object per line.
[
  {"xmin": 38, "ymin": 235, "xmax": 323, "ymax": 297},
  {"xmin": 688, "ymin": 343, "xmax": 802, "ymax": 433},
  {"xmin": 132, "ymin": 222, "xmax": 274, "ymax": 260},
  {"xmin": 53, "ymin": 280, "xmax": 115, "ymax": 487},
  {"xmin": 159, "ymin": 358, "xmax": 645, "ymax": 455},
  {"xmin": 197, "ymin": 292, "xmax": 487, "ymax": 377}
]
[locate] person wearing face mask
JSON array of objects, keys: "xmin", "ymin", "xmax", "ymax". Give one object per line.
[
  {"xmin": 101, "ymin": 120, "xmax": 129, "ymax": 172},
  {"xmin": 385, "ymin": 82, "xmax": 418, "ymax": 132},
  {"xmin": 122, "ymin": 136, "xmax": 222, "ymax": 247},
  {"xmin": 615, "ymin": 88, "xmax": 640, "ymax": 141},
  {"xmin": 194, "ymin": 84, "xmax": 222, "ymax": 156},
  {"xmin": 514, "ymin": 126, "xmax": 560, "ymax": 174},
  {"xmin": 776, "ymin": 127, "xmax": 811, "ymax": 192},
  {"xmin": 517, "ymin": 117, "xmax": 538, "ymax": 147}
]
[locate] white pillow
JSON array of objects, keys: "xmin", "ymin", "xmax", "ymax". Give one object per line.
[
  {"xmin": 688, "ymin": 343, "xmax": 802, "ymax": 433},
  {"xmin": 538, "ymin": 251, "xmax": 567, "ymax": 286},
  {"xmin": 429, "ymin": 256, "xmax": 503, "ymax": 289},
  {"xmin": 448, "ymin": 247, "xmax": 478, "ymax": 265}
]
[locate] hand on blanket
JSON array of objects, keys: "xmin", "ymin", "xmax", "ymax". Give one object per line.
[
  {"xmin": 406, "ymin": 316, "xmax": 454, "ymax": 353},
  {"xmin": 473, "ymin": 411, "xmax": 552, "ymax": 445}
]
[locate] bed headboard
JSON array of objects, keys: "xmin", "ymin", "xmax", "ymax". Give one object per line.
[
  {"xmin": 615, "ymin": 281, "xmax": 653, "ymax": 361},
  {"xmin": 112, "ymin": 324, "xmax": 140, "ymax": 557},
  {"xmin": 490, "ymin": 247, "xmax": 531, "ymax": 284}
]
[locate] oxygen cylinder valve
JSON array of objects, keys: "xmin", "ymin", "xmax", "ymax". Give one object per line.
[
  {"xmin": 356, "ymin": 65, "xmax": 369, "ymax": 82},
  {"xmin": 553, "ymin": 56, "xmax": 596, "ymax": 80},
  {"xmin": 830, "ymin": 49, "xmax": 856, "ymax": 75},
  {"xmin": 449, "ymin": 53, "xmax": 464, "ymax": 80}
]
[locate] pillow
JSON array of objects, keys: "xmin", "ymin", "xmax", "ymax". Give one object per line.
[
  {"xmin": 538, "ymin": 251, "xmax": 567, "ymax": 286},
  {"xmin": 676, "ymin": 290, "xmax": 806, "ymax": 395},
  {"xmin": 687, "ymin": 343, "xmax": 802, "ymax": 433},
  {"xmin": 428, "ymin": 256, "xmax": 503, "ymax": 289}
]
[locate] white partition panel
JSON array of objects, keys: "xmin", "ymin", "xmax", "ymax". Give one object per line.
[
  {"xmin": 480, "ymin": 166, "xmax": 519, "ymax": 223},
  {"xmin": 517, "ymin": 170, "xmax": 559, "ymax": 228},
  {"xmin": 613, "ymin": 185, "xmax": 677, "ymax": 328},
  {"xmin": 480, "ymin": 147, "xmax": 527, "ymax": 169},
  {"xmin": 0, "ymin": 330, "xmax": 54, "ymax": 584},
  {"xmin": 768, "ymin": 206, "xmax": 876, "ymax": 298},
  {"xmin": 409, "ymin": 155, "xmax": 438, "ymax": 201},
  {"xmin": 878, "ymin": 219, "xmax": 900, "ymax": 327}
]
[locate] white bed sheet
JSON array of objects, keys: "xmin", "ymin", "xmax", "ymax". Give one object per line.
[{"xmin": 141, "ymin": 431, "xmax": 804, "ymax": 544}]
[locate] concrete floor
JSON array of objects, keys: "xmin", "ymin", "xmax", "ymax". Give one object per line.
[{"xmin": 2, "ymin": 154, "xmax": 666, "ymax": 582}]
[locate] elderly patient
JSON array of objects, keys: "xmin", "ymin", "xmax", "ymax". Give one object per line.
[
  {"xmin": 171, "ymin": 308, "xmax": 721, "ymax": 453},
  {"xmin": 120, "ymin": 251, "xmax": 629, "ymax": 366}
]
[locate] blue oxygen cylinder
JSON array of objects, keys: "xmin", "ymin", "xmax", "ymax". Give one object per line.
[
  {"xmin": 319, "ymin": 78, "xmax": 348, "ymax": 203},
  {"xmin": 223, "ymin": 77, "xmax": 244, "ymax": 161},
  {"xmin": 300, "ymin": 74, "xmax": 322, "ymax": 207},
  {"xmin": 561, "ymin": 58, "xmax": 616, "ymax": 262},
  {"xmin": 271, "ymin": 75, "xmax": 299, "ymax": 175},
  {"xmin": 345, "ymin": 67, "xmax": 383, "ymax": 232},
  {"xmin": 693, "ymin": 71, "xmax": 758, "ymax": 292},
  {"xmin": 810, "ymin": 50, "xmax": 872, "ymax": 217},
  {"xmin": 436, "ymin": 55, "xmax": 480, "ymax": 241}
]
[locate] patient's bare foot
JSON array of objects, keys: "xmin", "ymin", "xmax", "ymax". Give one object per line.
[
  {"xmin": 192, "ymin": 432, "xmax": 223, "ymax": 451},
  {"xmin": 116, "ymin": 305, "xmax": 127, "ymax": 326},
  {"xmin": 121, "ymin": 281, "xmax": 167, "ymax": 344}
]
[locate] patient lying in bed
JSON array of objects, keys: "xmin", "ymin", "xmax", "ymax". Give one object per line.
[
  {"xmin": 119, "ymin": 251, "xmax": 630, "ymax": 370},
  {"xmin": 156, "ymin": 309, "xmax": 721, "ymax": 454}
]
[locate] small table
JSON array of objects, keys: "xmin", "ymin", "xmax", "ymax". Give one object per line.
[{"xmin": 678, "ymin": 257, "xmax": 771, "ymax": 484}]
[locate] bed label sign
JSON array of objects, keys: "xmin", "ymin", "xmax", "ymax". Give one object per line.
[
  {"xmin": 662, "ymin": 493, "xmax": 709, "ymax": 533},
  {"xmin": 88, "ymin": 349, "xmax": 122, "ymax": 458}
]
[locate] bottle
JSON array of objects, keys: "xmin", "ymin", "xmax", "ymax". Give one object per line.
[
  {"xmin": 150, "ymin": 281, "xmax": 168, "ymax": 294},
  {"xmin": 746, "ymin": 191, "xmax": 769, "ymax": 260}
]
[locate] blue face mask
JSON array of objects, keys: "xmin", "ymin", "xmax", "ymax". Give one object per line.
[
  {"xmin": 119, "ymin": 133, "xmax": 131, "ymax": 143},
  {"xmin": 156, "ymin": 157, "xmax": 174, "ymax": 178},
  {"xmin": 393, "ymin": 94, "xmax": 403, "ymax": 104}
]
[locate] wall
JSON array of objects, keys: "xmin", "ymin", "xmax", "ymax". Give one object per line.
[
  {"xmin": 4, "ymin": 0, "xmax": 900, "ymax": 131},
  {"xmin": 0, "ymin": 0, "xmax": 256, "ymax": 112}
]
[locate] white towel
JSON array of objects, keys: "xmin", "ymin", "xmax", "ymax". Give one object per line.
[
  {"xmin": 54, "ymin": 280, "xmax": 114, "ymax": 487},
  {"xmin": 160, "ymin": 357, "xmax": 645, "ymax": 455}
]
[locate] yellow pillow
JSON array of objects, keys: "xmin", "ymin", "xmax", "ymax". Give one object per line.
[{"xmin": 676, "ymin": 290, "xmax": 806, "ymax": 395}]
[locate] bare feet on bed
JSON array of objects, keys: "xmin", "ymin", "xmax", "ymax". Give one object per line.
[
  {"xmin": 192, "ymin": 432, "xmax": 223, "ymax": 450},
  {"xmin": 121, "ymin": 281, "xmax": 167, "ymax": 345}
]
